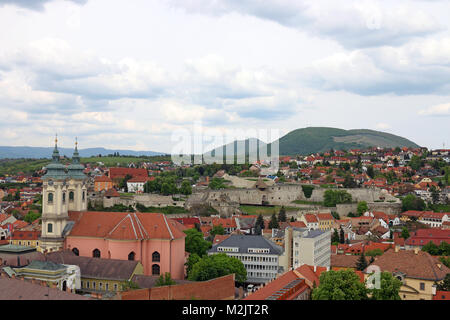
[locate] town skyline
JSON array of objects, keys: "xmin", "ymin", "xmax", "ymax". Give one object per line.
[{"xmin": 1, "ymin": 0, "xmax": 449, "ymax": 153}]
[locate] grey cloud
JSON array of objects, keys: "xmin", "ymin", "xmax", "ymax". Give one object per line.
[
  {"xmin": 0, "ymin": 0, "xmax": 87, "ymax": 11},
  {"xmin": 169, "ymin": 0, "xmax": 443, "ymax": 49}
]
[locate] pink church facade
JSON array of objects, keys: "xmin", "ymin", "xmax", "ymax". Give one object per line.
[{"xmin": 64, "ymin": 211, "xmax": 186, "ymax": 279}]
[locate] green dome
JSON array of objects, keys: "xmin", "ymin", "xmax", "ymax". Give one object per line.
[
  {"xmin": 67, "ymin": 141, "xmax": 87, "ymax": 180},
  {"xmin": 42, "ymin": 140, "xmax": 68, "ymax": 181}
]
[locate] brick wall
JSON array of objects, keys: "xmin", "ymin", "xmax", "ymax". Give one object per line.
[{"xmin": 120, "ymin": 274, "xmax": 235, "ymax": 300}]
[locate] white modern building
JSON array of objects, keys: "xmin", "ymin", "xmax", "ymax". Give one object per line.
[{"xmin": 208, "ymin": 235, "xmax": 284, "ymax": 284}]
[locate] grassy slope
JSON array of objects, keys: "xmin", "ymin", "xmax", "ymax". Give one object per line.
[{"xmin": 276, "ymin": 127, "xmax": 420, "ymax": 155}]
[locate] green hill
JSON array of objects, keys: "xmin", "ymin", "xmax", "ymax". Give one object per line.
[
  {"xmin": 276, "ymin": 127, "xmax": 420, "ymax": 155},
  {"xmin": 203, "ymin": 127, "xmax": 420, "ymax": 158}
]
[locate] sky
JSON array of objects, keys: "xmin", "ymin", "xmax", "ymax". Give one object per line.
[{"xmin": 0, "ymin": 0, "xmax": 449, "ymax": 153}]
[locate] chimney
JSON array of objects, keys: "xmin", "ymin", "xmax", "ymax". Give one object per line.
[
  {"xmin": 414, "ymin": 247, "xmax": 419, "ymax": 255},
  {"xmin": 394, "ymin": 245, "xmax": 400, "ymax": 253},
  {"xmin": 314, "ymin": 265, "xmax": 317, "ymax": 272}
]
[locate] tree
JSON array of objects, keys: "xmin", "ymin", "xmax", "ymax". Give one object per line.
[
  {"xmin": 155, "ymin": 272, "xmax": 177, "ymax": 287},
  {"xmin": 256, "ymin": 214, "xmax": 265, "ymax": 231},
  {"xmin": 278, "ymin": 206, "xmax": 287, "ymax": 222},
  {"xmin": 185, "ymin": 253, "xmax": 201, "ymax": 275},
  {"xmin": 120, "ymin": 280, "xmax": 140, "ymax": 291},
  {"xmin": 210, "ymin": 224, "xmax": 225, "ymax": 237},
  {"xmin": 119, "ymin": 174, "xmax": 132, "ymax": 191},
  {"xmin": 357, "ymin": 201, "xmax": 369, "ymax": 216},
  {"xmin": 268, "ymin": 213, "xmax": 279, "ymax": 229},
  {"xmin": 312, "ymin": 269, "xmax": 368, "ymax": 300},
  {"xmin": 400, "ymin": 227, "xmax": 410, "ymax": 240},
  {"xmin": 365, "ymin": 249, "xmax": 384, "ymax": 257},
  {"xmin": 368, "ymin": 272, "xmax": 402, "ymax": 300},
  {"xmin": 24, "ymin": 211, "xmax": 41, "ymax": 224},
  {"xmin": 343, "ymin": 174, "xmax": 357, "ymax": 188},
  {"xmin": 430, "ymin": 186, "xmax": 440, "ymax": 204},
  {"xmin": 367, "ymin": 166, "xmax": 375, "ymax": 179},
  {"xmin": 324, "ymin": 190, "xmax": 352, "ymax": 207},
  {"xmin": 290, "ymin": 216, "xmax": 295, "ymax": 222},
  {"xmin": 14, "ymin": 190, "xmax": 20, "ymax": 201},
  {"xmin": 436, "ymin": 274, "xmax": 450, "ymax": 291},
  {"xmin": 421, "ymin": 241, "xmax": 440, "ymax": 255},
  {"xmin": 339, "ymin": 227, "xmax": 345, "ymax": 244},
  {"xmin": 409, "ymin": 155, "xmax": 423, "ymax": 171},
  {"xmin": 401, "ymin": 194, "xmax": 425, "ymax": 211},
  {"xmin": 188, "ymin": 253, "xmax": 247, "ymax": 283},
  {"xmin": 179, "ymin": 180, "xmax": 192, "ymax": 195},
  {"xmin": 209, "ymin": 177, "xmax": 227, "ymax": 190},
  {"xmin": 356, "ymin": 253, "xmax": 368, "ymax": 271},
  {"xmin": 301, "ymin": 185, "xmax": 315, "ymax": 198},
  {"xmin": 183, "ymin": 228, "xmax": 212, "ymax": 257},
  {"xmin": 331, "ymin": 229, "xmax": 340, "ymax": 244}
]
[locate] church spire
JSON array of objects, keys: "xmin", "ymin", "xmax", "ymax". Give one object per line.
[
  {"xmin": 72, "ymin": 137, "xmax": 80, "ymax": 164},
  {"xmin": 52, "ymin": 133, "xmax": 60, "ymax": 163}
]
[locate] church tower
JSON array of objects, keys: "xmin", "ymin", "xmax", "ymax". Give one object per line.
[
  {"xmin": 39, "ymin": 135, "xmax": 69, "ymax": 253},
  {"xmin": 67, "ymin": 138, "xmax": 88, "ymax": 212}
]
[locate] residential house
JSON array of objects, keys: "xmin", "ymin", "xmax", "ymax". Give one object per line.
[
  {"xmin": 47, "ymin": 250, "xmax": 144, "ymax": 294},
  {"xmin": 404, "ymin": 229, "xmax": 450, "ymax": 250},
  {"xmin": 94, "ymin": 175, "xmax": 113, "ymax": 192},
  {"xmin": 366, "ymin": 248, "xmax": 449, "ymax": 300}
]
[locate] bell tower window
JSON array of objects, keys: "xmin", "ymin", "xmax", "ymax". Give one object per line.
[
  {"xmin": 47, "ymin": 223, "xmax": 53, "ymax": 233},
  {"xmin": 62, "ymin": 192, "xmax": 66, "ymax": 204},
  {"xmin": 69, "ymin": 191, "xmax": 74, "ymax": 202},
  {"xmin": 48, "ymin": 193, "xmax": 54, "ymax": 204}
]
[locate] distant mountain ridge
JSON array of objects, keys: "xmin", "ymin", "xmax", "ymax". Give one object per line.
[
  {"xmin": 204, "ymin": 127, "xmax": 420, "ymax": 157},
  {"xmin": 0, "ymin": 146, "xmax": 164, "ymax": 159}
]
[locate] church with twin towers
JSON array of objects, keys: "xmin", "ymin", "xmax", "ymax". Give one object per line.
[{"xmin": 39, "ymin": 136, "xmax": 88, "ymax": 253}]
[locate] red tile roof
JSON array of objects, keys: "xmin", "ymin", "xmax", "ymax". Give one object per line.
[
  {"xmin": 11, "ymin": 231, "xmax": 40, "ymax": 240},
  {"xmin": 67, "ymin": 211, "xmax": 186, "ymax": 240},
  {"xmin": 367, "ymin": 249, "xmax": 449, "ymax": 281},
  {"xmin": 317, "ymin": 213, "xmax": 334, "ymax": 221},
  {"xmin": 288, "ymin": 221, "xmax": 307, "ymax": 228},
  {"xmin": 120, "ymin": 274, "xmax": 235, "ymax": 300},
  {"xmin": 405, "ymin": 228, "xmax": 450, "ymax": 247},
  {"xmin": 108, "ymin": 168, "xmax": 148, "ymax": 180},
  {"xmin": 303, "ymin": 214, "xmax": 318, "ymax": 223},
  {"xmin": 244, "ymin": 272, "xmax": 308, "ymax": 300},
  {"xmin": 94, "ymin": 175, "xmax": 112, "ymax": 183}
]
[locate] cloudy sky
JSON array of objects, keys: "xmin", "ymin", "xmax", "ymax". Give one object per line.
[{"xmin": 0, "ymin": 0, "xmax": 449, "ymax": 153}]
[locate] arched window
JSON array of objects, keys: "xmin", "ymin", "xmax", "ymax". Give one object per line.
[
  {"xmin": 48, "ymin": 193, "xmax": 53, "ymax": 204},
  {"xmin": 62, "ymin": 192, "xmax": 66, "ymax": 204},
  {"xmin": 152, "ymin": 264, "xmax": 160, "ymax": 275},
  {"xmin": 47, "ymin": 223, "xmax": 53, "ymax": 233},
  {"xmin": 62, "ymin": 281, "xmax": 67, "ymax": 291},
  {"xmin": 82, "ymin": 191, "xmax": 85, "ymax": 201},
  {"xmin": 128, "ymin": 252, "xmax": 135, "ymax": 261},
  {"xmin": 92, "ymin": 249, "xmax": 101, "ymax": 258},
  {"xmin": 72, "ymin": 248, "xmax": 79, "ymax": 256},
  {"xmin": 152, "ymin": 251, "xmax": 160, "ymax": 262},
  {"xmin": 69, "ymin": 191, "xmax": 74, "ymax": 202}
]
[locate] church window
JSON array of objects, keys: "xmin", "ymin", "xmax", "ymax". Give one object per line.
[
  {"xmin": 48, "ymin": 193, "xmax": 53, "ymax": 204},
  {"xmin": 152, "ymin": 251, "xmax": 160, "ymax": 262},
  {"xmin": 152, "ymin": 264, "xmax": 160, "ymax": 275},
  {"xmin": 62, "ymin": 192, "xmax": 66, "ymax": 204},
  {"xmin": 47, "ymin": 223, "xmax": 53, "ymax": 233},
  {"xmin": 82, "ymin": 191, "xmax": 85, "ymax": 201},
  {"xmin": 128, "ymin": 252, "xmax": 135, "ymax": 261},
  {"xmin": 93, "ymin": 248, "xmax": 101, "ymax": 258},
  {"xmin": 69, "ymin": 191, "xmax": 74, "ymax": 202}
]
